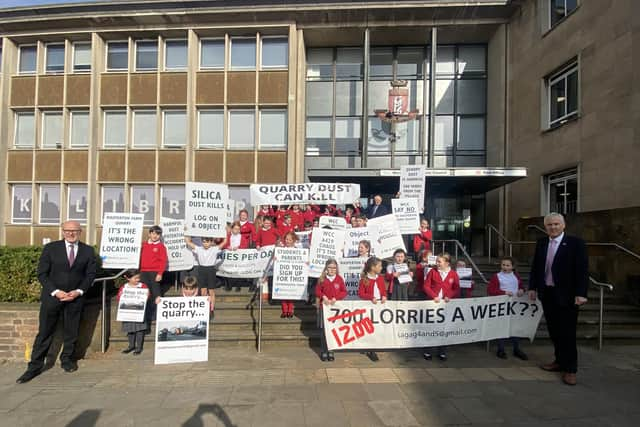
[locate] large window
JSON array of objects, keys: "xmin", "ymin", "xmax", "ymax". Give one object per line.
[
  {"xmin": 135, "ymin": 40, "xmax": 158, "ymax": 71},
  {"xmin": 45, "ymin": 44, "xmax": 65, "ymax": 74},
  {"xmin": 200, "ymin": 39, "xmax": 225, "ymax": 69},
  {"xmin": 39, "ymin": 185, "xmax": 61, "ymax": 225},
  {"xmin": 165, "ymin": 40, "xmax": 188, "ymax": 70},
  {"xmin": 259, "ymin": 110, "xmax": 287, "ymax": 149},
  {"xmin": 547, "ymin": 61, "xmax": 578, "ymax": 128},
  {"xmin": 67, "ymin": 185, "xmax": 87, "ymax": 223},
  {"xmin": 261, "ymin": 37, "xmax": 288, "ymax": 69},
  {"xmin": 228, "ymin": 110, "xmax": 255, "ymax": 149},
  {"xmin": 104, "ymin": 110, "xmax": 127, "ymax": 147},
  {"xmin": 133, "ymin": 110, "xmax": 157, "ymax": 148},
  {"xmin": 198, "ymin": 109, "xmax": 224, "ymax": 148},
  {"xmin": 70, "ymin": 110, "xmax": 89, "ymax": 148},
  {"xmin": 14, "ymin": 111, "xmax": 35, "ymax": 148},
  {"xmin": 546, "ymin": 168, "xmax": 578, "ymax": 215},
  {"xmin": 101, "ymin": 185, "xmax": 125, "ymax": 219},
  {"xmin": 42, "ymin": 111, "xmax": 64, "ymax": 149},
  {"xmin": 19, "ymin": 45, "xmax": 37, "ymax": 74},
  {"xmin": 11, "ymin": 184, "xmax": 32, "ymax": 224},
  {"xmin": 73, "ymin": 42, "xmax": 91, "ymax": 72},
  {"xmin": 131, "ymin": 185, "xmax": 155, "ymax": 224},
  {"xmin": 550, "ymin": 0, "xmax": 578, "ymax": 28},
  {"xmin": 230, "ymin": 37, "xmax": 256, "ymax": 70},
  {"xmin": 160, "ymin": 185, "xmax": 185, "ymax": 219},
  {"xmin": 107, "ymin": 42, "xmax": 128, "ymax": 71},
  {"xmin": 163, "ymin": 110, "xmax": 187, "ymax": 148}
]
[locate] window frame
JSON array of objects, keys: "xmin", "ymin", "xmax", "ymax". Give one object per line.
[
  {"xmin": 72, "ymin": 42, "xmax": 91, "ymax": 73},
  {"xmin": 543, "ymin": 167, "xmax": 580, "ymax": 215},
  {"xmin": 66, "ymin": 184, "xmax": 88, "ymax": 224},
  {"xmin": 228, "ymin": 109, "xmax": 256, "ymax": 150},
  {"xmin": 103, "ymin": 109, "xmax": 128, "ymax": 148},
  {"xmin": 164, "ymin": 38, "xmax": 188, "ymax": 71},
  {"xmin": 546, "ymin": 61, "xmax": 579, "ymax": 128},
  {"xmin": 160, "ymin": 184, "xmax": 185, "ymax": 220},
  {"xmin": 38, "ymin": 184, "xmax": 62, "ymax": 225},
  {"xmin": 130, "ymin": 184, "xmax": 156, "ymax": 225},
  {"xmin": 197, "ymin": 108, "xmax": 225, "ymax": 149},
  {"xmin": 548, "ymin": 0, "xmax": 579, "ymax": 31},
  {"xmin": 199, "ymin": 37, "xmax": 225, "ymax": 70},
  {"xmin": 100, "ymin": 184, "xmax": 126, "ymax": 222},
  {"xmin": 132, "ymin": 109, "xmax": 158, "ymax": 148},
  {"xmin": 69, "ymin": 109, "xmax": 90, "ymax": 148},
  {"xmin": 134, "ymin": 39, "xmax": 159, "ymax": 72},
  {"xmin": 45, "ymin": 43, "xmax": 65, "ymax": 74},
  {"xmin": 18, "ymin": 44, "xmax": 37, "ymax": 75},
  {"xmin": 41, "ymin": 110, "xmax": 64, "ymax": 149},
  {"xmin": 106, "ymin": 40, "xmax": 129, "ymax": 72},
  {"xmin": 11, "ymin": 184, "xmax": 33, "ymax": 224},
  {"xmin": 230, "ymin": 36, "xmax": 257, "ymax": 71},
  {"xmin": 14, "ymin": 110, "xmax": 36, "ymax": 148},
  {"xmin": 162, "ymin": 109, "xmax": 187, "ymax": 148},
  {"xmin": 260, "ymin": 36, "xmax": 288, "ymax": 70},
  {"xmin": 258, "ymin": 109, "xmax": 288, "ymax": 150}
]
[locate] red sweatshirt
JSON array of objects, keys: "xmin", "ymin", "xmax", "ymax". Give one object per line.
[
  {"xmin": 289, "ymin": 210, "xmax": 304, "ymax": 231},
  {"xmin": 140, "ymin": 241, "xmax": 168, "ymax": 273},
  {"xmin": 239, "ymin": 221, "xmax": 255, "ymax": 248},
  {"xmin": 255, "ymin": 227, "xmax": 280, "ymax": 248},
  {"xmin": 487, "ymin": 272, "xmax": 524, "ymax": 296},
  {"xmin": 423, "ymin": 268, "xmax": 460, "ymax": 300},
  {"xmin": 413, "ymin": 229, "xmax": 433, "ymax": 253},
  {"xmin": 315, "ymin": 275, "xmax": 348, "ymax": 300},
  {"xmin": 358, "ymin": 275, "xmax": 387, "ymax": 301}
]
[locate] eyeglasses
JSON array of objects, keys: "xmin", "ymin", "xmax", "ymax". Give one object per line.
[{"xmin": 62, "ymin": 229, "xmax": 81, "ymax": 234}]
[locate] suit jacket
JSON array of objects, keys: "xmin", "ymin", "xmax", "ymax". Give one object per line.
[
  {"xmin": 37, "ymin": 240, "xmax": 97, "ymax": 297},
  {"xmin": 365, "ymin": 204, "xmax": 389, "ymax": 219},
  {"xmin": 529, "ymin": 234, "xmax": 588, "ymax": 306}
]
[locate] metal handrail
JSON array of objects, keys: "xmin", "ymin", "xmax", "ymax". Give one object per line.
[
  {"xmin": 92, "ymin": 269, "xmax": 127, "ymax": 353},
  {"xmin": 431, "ymin": 239, "xmax": 488, "ymax": 283},
  {"xmin": 589, "ymin": 277, "xmax": 614, "ymax": 351},
  {"xmin": 486, "ymin": 224, "xmax": 534, "ymax": 263}
]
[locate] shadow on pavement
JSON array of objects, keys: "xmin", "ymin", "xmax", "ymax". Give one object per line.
[
  {"xmin": 183, "ymin": 404, "xmax": 235, "ymax": 427},
  {"xmin": 65, "ymin": 409, "xmax": 101, "ymax": 427}
]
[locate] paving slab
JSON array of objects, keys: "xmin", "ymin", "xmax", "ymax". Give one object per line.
[
  {"xmin": 342, "ymin": 400, "xmax": 386, "ymax": 427},
  {"xmin": 368, "ymin": 400, "xmax": 421, "ymax": 426},
  {"xmin": 426, "ymin": 367, "xmax": 469, "ymax": 382},
  {"xmin": 315, "ymin": 383, "xmax": 368, "ymax": 401},
  {"xmin": 360, "ymin": 367, "xmax": 399, "ymax": 383},
  {"xmin": 405, "ymin": 398, "xmax": 470, "ymax": 426}
]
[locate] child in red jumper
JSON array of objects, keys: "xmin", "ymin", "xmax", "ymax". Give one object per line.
[
  {"xmin": 412, "ymin": 217, "xmax": 433, "ymax": 260},
  {"xmin": 358, "ymin": 256, "xmax": 387, "ymax": 362},
  {"xmin": 278, "ymin": 214, "xmax": 295, "ymax": 235},
  {"xmin": 140, "ymin": 225, "xmax": 168, "ymax": 304},
  {"xmin": 237, "ymin": 209, "xmax": 255, "ymax": 248},
  {"xmin": 315, "ymin": 258, "xmax": 347, "ymax": 362},
  {"xmin": 487, "ymin": 257, "xmax": 528, "ymax": 361},
  {"xmin": 423, "ymin": 252, "xmax": 460, "ymax": 361},
  {"xmin": 255, "ymin": 217, "xmax": 280, "ymax": 248}
]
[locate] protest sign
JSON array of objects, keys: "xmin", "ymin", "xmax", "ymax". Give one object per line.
[
  {"xmin": 393, "ymin": 263, "xmax": 413, "ymax": 284},
  {"xmin": 295, "ymin": 231, "xmax": 311, "ymax": 249},
  {"xmin": 185, "ymin": 182, "xmax": 228, "ymax": 238},
  {"xmin": 343, "ymin": 227, "xmax": 373, "ymax": 258},
  {"xmin": 272, "ymin": 247, "xmax": 309, "ymax": 300},
  {"xmin": 216, "ymin": 246, "xmax": 275, "ymax": 278},
  {"xmin": 155, "ymin": 296, "xmax": 210, "ymax": 364},
  {"xmin": 337, "ymin": 257, "xmax": 366, "ymax": 300},
  {"xmin": 399, "ymin": 164, "xmax": 426, "ymax": 212},
  {"xmin": 367, "ymin": 214, "xmax": 406, "ymax": 259},
  {"xmin": 309, "ymin": 228, "xmax": 346, "ymax": 277},
  {"xmin": 116, "ymin": 287, "xmax": 149, "ymax": 322},
  {"xmin": 160, "ymin": 218, "xmax": 194, "ymax": 272},
  {"xmin": 250, "ymin": 183, "xmax": 360, "ymax": 206},
  {"xmin": 319, "ymin": 216, "xmax": 347, "ymax": 230},
  {"xmin": 322, "ymin": 296, "xmax": 543, "ymax": 351},
  {"xmin": 428, "ymin": 255, "xmax": 437, "ymax": 265},
  {"xmin": 100, "ymin": 213, "xmax": 144, "ymax": 269},
  {"xmin": 391, "ymin": 198, "xmax": 420, "ymax": 235},
  {"xmin": 457, "ymin": 267, "xmax": 473, "ymax": 289}
]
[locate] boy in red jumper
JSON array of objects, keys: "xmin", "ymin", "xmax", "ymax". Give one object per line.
[
  {"xmin": 278, "ymin": 214, "xmax": 295, "ymax": 235},
  {"xmin": 255, "ymin": 217, "xmax": 280, "ymax": 248},
  {"xmin": 140, "ymin": 225, "xmax": 168, "ymax": 304},
  {"xmin": 238, "ymin": 209, "xmax": 255, "ymax": 248}
]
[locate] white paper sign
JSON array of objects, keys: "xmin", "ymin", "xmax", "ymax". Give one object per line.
[
  {"xmin": 428, "ymin": 255, "xmax": 438, "ymax": 265},
  {"xmin": 100, "ymin": 213, "xmax": 144, "ymax": 269},
  {"xmin": 460, "ymin": 280, "xmax": 473, "ymax": 289},
  {"xmin": 367, "ymin": 214, "xmax": 406, "ymax": 259},
  {"xmin": 391, "ymin": 198, "xmax": 420, "ymax": 235},
  {"xmin": 319, "ymin": 216, "xmax": 347, "ymax": 230},
  {"xmin": 185, "ymin": 182, "xmax": 228, "ymax": 238},
  {"xmin": 160, "ymin": 218, "xmax": 194, "ymax": 272},
  {"xmin": 155, "ymin": 297, "xmax": 210, "ymax": 365},
  {"xmin": 295, "ymin": 231, "xmax": 311, "ymax": 249},
  {"xmin": 399, "ymin": 164, "xmax": 426, "ymax": 212},
  {"xmin": 393, "ymin": 263, "xmax": 413, "ymax": 284},
  {"xmin": 338, "ymin": 257, "xmax": 366, "ymax": 300},
  {"xmin": 323, "ymin": 296, "xmax": 543, "ymax": 350},
  {"xmin": 272, "ymin": 247, "xmax": 309, "ymax": 301},
  {"xmin": 308, "ymin": 228, "xmax": 346, "ymax": 277},
  {"xmin": 216, "ymin": 246, "xmax": 275, "ymax": 278},
  {"xmin": 250, "ymin": 183, "xmax": 360, "ymax": 206},
  {"xmin": 457, "ymin": 268, "xmax": 473, "ymax": 279},
  {"xmin": 343, "ymin": 227, "xmax": 373, "ymax": 258},
  {"xmin": 116, "ymin": 287, "xmax": 149, "ymax": 322}
]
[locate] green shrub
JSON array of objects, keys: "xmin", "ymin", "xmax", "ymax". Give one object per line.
[{"xmin": 0, "ymin": 246, "xmax": 42, "ymax": 303}]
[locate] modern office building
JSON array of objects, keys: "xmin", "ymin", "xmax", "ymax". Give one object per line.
[{"xmin": 0, "ymin": 0, "xmax": 637, "ymax": 258}]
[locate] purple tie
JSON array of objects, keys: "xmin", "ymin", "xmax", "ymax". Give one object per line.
[
  {"xmin": 544, "ymin": 240, "xmax": 556, "ymax": 286},
  {"xmin": 68, "ymin": 244, "xmax": 75, "ymax": 266}
]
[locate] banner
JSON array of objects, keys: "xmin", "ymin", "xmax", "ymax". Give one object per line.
[
  {"xmin": 185, "ymin": 182, "xmax": 228, "ymax": 238},
  {"xmin": 391, "ymin": 198, "xmax": 420, "ymax": 235},
  {"xmin": 216, "ymin": 246, "xmax": 275, "ymax": 278},
  {"xmin": 322, "ymin": 296, "xmax": 543, "ymax": 351},
  {"xmin": 319, "ymin": 216, "xmax": 347, "ymax": 230},
  {"xmin": 155, "ymin": 297, "xmax": 210, "ymax": 364},
  {"xmin": 343, "ymin": 227, "xmax": 372, "ymax": 258},
  {"xmin": 100, "ymin": 213, "xmax": 144, "ymax": 269},
  {"xmin": 160, "ymin": 218, "xmax": 194, "ymax": 272},
  {"xmin": 367, "ymin": 214, "xmax": 406, "ymax": 259},
  {"xmin": 272, "ymin": 247, "xmax": 309, "ymax": 301},
  {"xmin": 308, "ymin": 228, "xmax": 346, "ymax": 277},
  {"xmin": 399, "ymin": 164, "xmax": 426, "ymax": 212},
  {"xmin": 250, "ymin": 183, "xmax": 360, "ymax": 206},
  {"xmin": 116, "ymin": 287, "xmax": 149, "ymax": 322},
  {"xmin": 337, "ymin": 257, "xmax": 365, "ymax": 300}
]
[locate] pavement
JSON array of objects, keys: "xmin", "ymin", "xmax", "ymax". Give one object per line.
[{"xmin": 1, "ymin": 341, "xmax": 640, "ymax": 427}]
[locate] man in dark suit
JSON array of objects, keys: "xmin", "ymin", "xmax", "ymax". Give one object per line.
[
  {"xmin": 528, "ymin": 213, "xmax": 588, "ymax": 386},
  {"xmin": 365, "ymin": 194, "xmax": 389, "ymax": 219},
  {"xmin": 17, "ymin": 220, "xmax": 96, "ymax": 383}
]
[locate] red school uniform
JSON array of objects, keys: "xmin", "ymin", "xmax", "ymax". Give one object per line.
[
  {"xmin": 302, "ymin": 205, "xmax": 319, "ymax": 223},
  {"xmin": 289, "ymin": 210, "xmax": 305, "ymax": 231},
  {"xmin": 140, "ymin": 241, "xmax": 168, "ymax": 273},
  {"xmin": 423, "ymin": 268, "xmax": 460, "ymax": 300},
  {"xmin": 487, "ymin": 272, "xmax": 524, "ymax": 296},
  {"xmin": 255, "ymin": 227, "xmax": 280, "ymax": 248},
  {"xmin": 316, "ymin": 275, "xmax": 348, "ymax": 300},
  {"xmin": 358, "ymin": 275, "xmax": 387, "ymax": 301},
  {"xmin": 412, "ymin": 229, "xmax": 433, "ymax": 253},
  {"xmin": 278, "ymin": 222, "xmax": 295, "ymax": 235},
  {"xmin": 239, "ymin": 221, "xmax": 255, "ymax": 248}
]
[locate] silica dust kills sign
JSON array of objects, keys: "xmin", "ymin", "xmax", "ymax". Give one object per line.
[
  {"xmin": 185, "ymin": 182, "xmax": 228, "ymax": 238},
  {"xmin": 100, "ymin": 213, "xmax": 144, "ymax": 269}
]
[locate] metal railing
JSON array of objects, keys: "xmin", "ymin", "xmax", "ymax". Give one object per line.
[
  {"xmin": 486, "ymin": 224, "xmax": 535, "ymax": 264},
  {"xmin": 92, "ymin": 269, "xmax": 127, "ymax": 353},
  {"xmin": 590, "ymin": 277, "xmax": 614, "ymax": 350},
  {"xmin": 431, "ymin": 239, "xmax": 488, "ymax": 283}
]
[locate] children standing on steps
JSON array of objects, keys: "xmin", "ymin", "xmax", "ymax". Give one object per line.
[
  {"xmin": 386, "ymin": 248, "xmax": 413, "ymax": 301},
  {"xmin": 140, "ymin": 225, "xmax": 168, "ymax": 304},
  {"xmin": 255, "ymin": 217, "xmax": 280, "ymax": 248},
  {"xmin": 487, "ymin": 257, "xmax": 528, "ymax": 360},
  {"xmin": 185, "ymin": 235, "xmax": 226, "ymax": 313},
  {"xmin": 315, "ymin": 258, "xmax": 347, "ymax": 362},
  {"xmin": 117, "ymin": 269, "xmax": 149, "ymax": 355},
  {"xmin": 358, "ymin": 256, "xmax": 387, "ymax": 362},
  {"xmin": 423, "ymin": 252, "xmax": 460, "ymax": 361}
]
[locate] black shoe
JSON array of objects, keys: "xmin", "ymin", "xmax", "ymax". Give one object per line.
[
  {"xmin": 122, "ymin": 347, "xmax": 135, "ymax": 354},
  {"xmin": 16, "ymin": 369, "xmax": 41, "ymax": 384},
  {"xmin": 496, "ymin": 350, "xmax": 507, "ymax": 359},
  {"xmin": 423, "ymin": 352, "xmax": 432, "ymax": 361},
  {"xmin": 327, "ymin": 352, "xmax": 335, "ymax": 362},
  {"xmin": 438, "ymin": 353, "xmax": 447, "ymax": 361},
  {"xmin": 61, "ymin": 360, "xmax": 78, "ymax": 372},
  {"xmin": 280, "ymin": 313, "xmax": 286, "ymax": 318},
  {"xmin": 320, "ymin": 352, "xmax": 328, "ymax": 361},
  {"xmin": 367, "ymin": 351, "xmax": 379, "ymax": 362},
  {"xmin": 513, "ymin": 348, "xmax": 528, "ymax": 361},
  {"xmin": 133, "ymin": 350, "xmax": 142, "ymax": 355}
]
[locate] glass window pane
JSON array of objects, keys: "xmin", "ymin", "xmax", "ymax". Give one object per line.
[
  {"xmin": 395, "ymin": 119, "xmax": 421, "ymax": 153},
  {"xmin": 228, "ymin": 110, "xmax": 255, "ymax": 149},
  {"xmin": 166, "ymin": 40, "xmax": 188, "ymax": 70},
  {"xmin": 408, "ymin": 79, "xmax": 424, "ymax": 112},
  {"xmin": 305, "ymin": 156, "xmax": 332, "ymax": 169},
  {"xmin": 336, "ymin": 47, "xmax": 362, "ymax": 79},
  {"xmin": 15, "ymin": 112, "xmax": 35, "ymax": 148},
  {"xmin": 12, "ymin": 185, "xmax": 32, "ymax": 224},
  {"xmin": 457, "ymin": 117, "xmax": 485, "ymax": 150},
  {"xmin": 306, "ymin": 48, "xmax": 333, "ymax": 79},
  {"xmin": 567, "ymin": 69, "xmax": 578, "ymax": 115},
  {"xmin": 369, "ymin": 47, "xmax": 393, "ymax": 78},
  {"xmin": 367, "ymin": 156, "xmax": 391, "ymax": 168},
  {"xmin": 70, "ymin": 111, "xmax": 89, "ymax": 147},
  {"xmin": 367, "ymin": 116, "xmax": 391, "ymax": 154},
  {"xmin": 261, "ymin": 37, "xmax": 288, "ymax": 68},
  {"xmin": 436, "ymin": 46, "xmax": 455, "ymax": 75},
  {"xmin": 19, "ymin": 46, "xmax": 37, "ymax": 73},
  {"xmin": 104, "ymin": 110, "xmax": 127, "ymax": 147},
  {"xmin": 397, "ymin": 47, "xmax": 423, "ymax": 78},
  {"xmin": 335, "ymin": 81, "xmax": 362, "ymax": 116},
  {"xmin": 131, "ymin": 185, "xmax": 155, "ymax": 224},
  {"xmin": 198, "ymin": 110, "xmax": 224, "ymax": 148},
  {"xmin": 335, "ymin": 117, "xmax": 361, "ymax": 154},
  {"xmin": 40, "ymin": 185, "xmax": 60, "ymax": 224},
  {"xmin": 163, "ymin": 110, "xmax": 186, "ymax": 147},
  {"xmin": 551, "ymin": 0, "xmax": 566, "ymax": 27},
  {"xmin": 455, "ymin": 155, "xmax": 485, "ymax": 167},
  {"xmin": 231, "ymin": 38, "xmax": 256, "ymax": 70},
  {"xmin": 102, "ymin": 185, "xmax": 125, "ymax": 217},
  {"xmin": 73, "ymin": 43, "xmax": 91, "ymax": 72},
  {"xmin": 42, "ymin": 111, "xmax": 63, "ymax": 148},
  {"xmin": 107, "ymin": 42, "xmax": 129, "ymax": 71},
  {"xmin": 368, "ymin": 80, "xmax": 391, "ymax": 113},
  {"xmin": 161, "ymin": 185, "xmax": 185, "ymax": 220},
  {"xmin": 259, "ymin": 110, "xmax": 287, "ymax": 149},
  {"xmin": 136, "ymin": 41, "xmax": 158, "ymax": 71},
  {"xmin": 305, "ymin": 118, "xmax": 331, "ymax": 155},
  {"xmin": 306, "ymin": 81, "xmax": 333, "ymax": 116},
  {"xmin": 457, "ymin": 79, "xmax": 486, "ymax": 114},
  {"xmin": 435, "ymin": 79, "xmax": 454, "ymax": 114},
  {"xmin": 46, "ymin": 44, "xmax": 65, "ymax": 73},
  {"xmin": 434, "ymin": 115, "xmax": 454, "ymax": 152},
  {"xmin": 458, "ymin": 46, "xmax": 485, "ymax": 74},
  {"xmin": 68, "ymin": 185, "xmax": 87, "ymax": 223},
  {"xmin": 549, "ymin": 78, "xmax": 566, "ymax": 123},
  {"xmin": 201, "ymin": 39, "xmax": 224, "ymax": 69},
  {"xmin": 133, "ymin": 110, "xmax": 157, "ymax": 147},
  {"xmin": 433, "ymin": 155, "xmax": 453, "ymax": 167}
]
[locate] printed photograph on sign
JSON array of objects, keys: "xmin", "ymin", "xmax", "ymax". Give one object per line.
[{"xmin": 157, "ymin": 320, "xmax": 208, "ymax": 342}]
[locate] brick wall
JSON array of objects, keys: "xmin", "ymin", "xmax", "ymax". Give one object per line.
[{"xmin": 0, "ymin": 304, "xmax": 40, "ymax": 361}]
